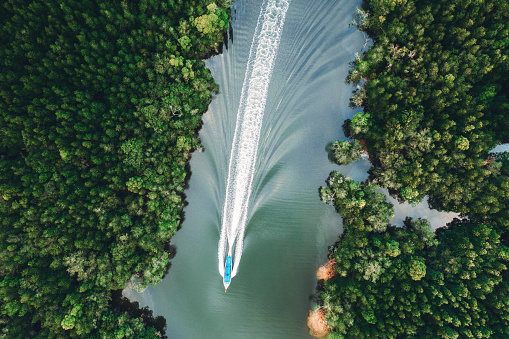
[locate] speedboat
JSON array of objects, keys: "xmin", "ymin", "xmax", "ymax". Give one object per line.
[{"xmin": 223, "ymin": 256, "xmax": 232, "ymax": 291}]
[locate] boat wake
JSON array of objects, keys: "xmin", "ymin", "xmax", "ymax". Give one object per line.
[{"xmin": 218, "ymin": 0, "xmax": 292, "ymax": 286}]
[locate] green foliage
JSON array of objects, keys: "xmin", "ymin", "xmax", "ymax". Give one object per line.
[
  {"xmin": 194, "ymin": 3, "xmax": 228, "ymax": 34},
  {"xmin": 455, "ymin": 136, "xmax": 470, "ymax": 151},
  {"xmin": 321, "ymin": 172, "xmax": 394, "ymax": 233},
  {"xmin": 318, "ymin": 179, "xmax": 509, "ymax": 338},
  {"xmin": 330, "ymin": 140, "xmax": 365, "ymax": 165},
  {"xmin": 408, "ymin": 259, "xmax": 426, "ymax": 281},
  {"xmin": 0, "ymin": 0, "xmax": 229, "ymax": 337},
  {"xmin": 314, "ymin": 1, "xmax": 509, "ymax": 338},
  {"xmin": 346, "ymin": 0, "xmax": 509, "ymax": 219},
  {"xmin": 350, "ymin": 112, "xmax": 371, "ymax": 136},
  {"xmin": 95, "ymin": 309, "xmax": 163, "ymax": 339}
]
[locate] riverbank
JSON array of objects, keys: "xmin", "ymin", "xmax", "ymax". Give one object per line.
[
  {"xmin": 120, "ymin": 0, "xmax": 368, "ymax": 337},
  {"xmin": 310, "ymin": 0, "xmax": 509, "ymax": 337},
  {"xmin": 0, "ymin": 1, "xmax": 230, "ymax": 336}
]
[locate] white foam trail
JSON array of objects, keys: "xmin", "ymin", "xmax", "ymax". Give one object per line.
[{"xmin": 218, "ymin": 0, "xmax": 292, "ymax": 280}]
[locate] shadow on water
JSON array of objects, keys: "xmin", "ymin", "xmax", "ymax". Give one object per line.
[
  {"xmin": 175, "ymin": 160, "xmax": 194, "ymax": 233},
  {"xmin": 111, "ymin": 289, "xmax": 168, "ymax": 338},
  {"xmin": 325, "ymin": 142, "xmax": 338, "ymax": 164},
  {"xmin": 310, "ymin": 280, "xmax": 325, "ymax": 303},
  {"xmin": 161, "ymin": 243, "xmax": 177, "ymax": 280}
]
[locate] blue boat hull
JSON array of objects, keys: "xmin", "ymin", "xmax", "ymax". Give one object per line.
[{"xmin": 224, "ymin": 256, "xmax": 232, "ymax": 291}]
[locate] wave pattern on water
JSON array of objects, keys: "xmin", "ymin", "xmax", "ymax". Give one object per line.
[{"xmin": 218, "ymin": 0, "xmax": 292, "ymax": 280}]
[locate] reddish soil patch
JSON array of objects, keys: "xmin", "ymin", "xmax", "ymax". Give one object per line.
[
  {"xmin": 358, "ymin": 138, "xmax": 369, "ymax": 152},
  {"xmin": 316, "ymin": 258, "xmax": 336, "ymax": 281},
  {"xmin": 307, "ymin": 309, "xmax": 329, "ymax": 338}
]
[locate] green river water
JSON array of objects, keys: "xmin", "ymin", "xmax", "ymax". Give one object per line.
[{"xmin": 123, "ymin": 1, "xmax": 456, "ymax": 337}]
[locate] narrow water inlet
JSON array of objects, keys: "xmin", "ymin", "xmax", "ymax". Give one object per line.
[{"xmin": 218, "ymin": 0, "xmax": 292, "ymax": 281}]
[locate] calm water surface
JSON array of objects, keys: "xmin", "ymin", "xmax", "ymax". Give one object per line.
[
  {"xmin": 125, "ymin": 1, "xmax": 463, "ymax": 337},
  {"xmin": 125, "ymin": 1, "xmax": 365, "ymax": 337}
]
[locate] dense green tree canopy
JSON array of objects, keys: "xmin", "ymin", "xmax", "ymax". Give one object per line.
[
  {"xmin": 312, "ymin": 0, "xmax": 509, "ymax": 338},
  {"xmin": 0, "ymin": 0, "xmax": 229, "ymax": 337},
  {"xmin": 318, "ymin": 175, "xmax": 509, "ymax": 338},
  {"xmin": 345, "ymin": 0, "xmax": 509, "ymax": 230}
]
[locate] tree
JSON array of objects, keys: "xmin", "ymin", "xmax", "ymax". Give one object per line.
[
  {"xmin": 344, "ymin": 0, "xmax": 509, "ymax": 212},
  {"xmin": 329, "ymin": 139, "xmax": 365, "ymax": 165},
  {"xmin": 0, "ymin": 0, "xmax": 230, "ymax": 336}
]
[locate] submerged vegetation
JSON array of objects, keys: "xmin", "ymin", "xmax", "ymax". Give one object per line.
[
  {"xmin": 313, "ymin": 0, "xmax": 509, "ymax": 338},
  {"xmin": 0, "ymin": 0, "xmax": 229, "ymax": 337}
]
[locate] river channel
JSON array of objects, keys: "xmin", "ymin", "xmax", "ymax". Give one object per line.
[{"xmin": 125, "ymin": 0, "xmax": 368, "ymax": 337}]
